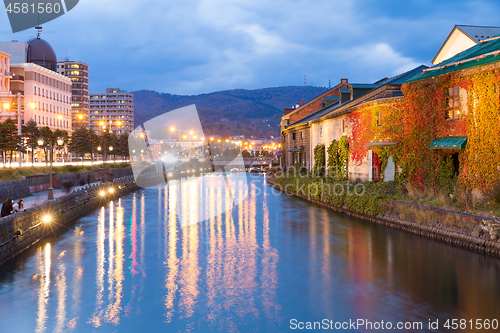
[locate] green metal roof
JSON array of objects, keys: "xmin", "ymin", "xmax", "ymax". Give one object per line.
[
  {"xmin": 429, "ymin": 136, "xmax": 468, "ymax": 149},
  {"xmin": 407, "ymin": 37, "xmax": 500, "ymax": 82}
]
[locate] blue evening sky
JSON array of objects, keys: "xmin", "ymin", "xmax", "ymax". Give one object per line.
[{"xmin": 1, "ymin": 0, "xmax": 499, "ymax": 95}]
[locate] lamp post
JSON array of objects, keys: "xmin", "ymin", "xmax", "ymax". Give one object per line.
[
  {"xmin": 170, "ymin": 126, "xmax": 198, "ymax": 157},
  {"xmin": 97, "ymin": 144, "xmax": 113, "ymax": 182},
  {"xmin": 76, "ymin": 113, "xmax": 85, "ymax": 128},
  {"xmin": 38, "ymin": 136, "xmax": 64, "ymax": 200}
]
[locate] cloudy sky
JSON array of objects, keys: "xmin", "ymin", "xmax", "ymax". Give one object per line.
[{"xmin": 1, "ymin": 0, "xmax": 500, "ymax": 95}]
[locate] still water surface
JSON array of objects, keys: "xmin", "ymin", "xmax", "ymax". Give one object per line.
[{"xmin": 0, "ymin": 176, "xmax": 499, "ymax": 332}]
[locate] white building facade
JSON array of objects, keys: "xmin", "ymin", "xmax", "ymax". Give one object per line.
[{"xmin": 10, "ymin": 63, "xmax": 72, "ymax": 131}]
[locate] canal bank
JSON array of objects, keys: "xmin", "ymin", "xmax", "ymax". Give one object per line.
[
  {"xmin": 0, "ymin": 172, "xmax": 165, "ymax": 265},
  {"xmin": 267, "ymin": 176, "xmax": 500, "ymax": 257}
]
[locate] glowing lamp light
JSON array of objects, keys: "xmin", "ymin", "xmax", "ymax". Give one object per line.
[
  {"xmin": 210, "ymin": 137, "xmax": 214, "ymax": 141},
  {"xmin": 189, "ymin": 131, "xmax": 194, "ymax": 135},
  {"xmin": 57, "ymin": 115, "xmax": 63, "ymax": 120},
  {"xmin": 77, "ymin": 114, "xmax": 84, "ymax": 120},
  {"xmin": 167, "ymin": 172, "xmax": 173, "ymax": 177},
  {"xmin": 183, "ymin": 135, "xmax": 187, "ymax": 139},
  {"xmin": 3, "ymin": 103, "xmax": 10, "ymax": 110},
  {"xmin": 170, "ymin": 127, "xmax": 175, "ymax": 132},
  {"xmin": 37, "ymin": 137, "xmax": 44, "ymax": 146},
  {"xmin": 97, "ymin": 146, "xmax": 102, "ymax": 151},
  {"xmin": 57, "ymin": 137, "xmax": 64, "ymax": 146},
  {"xmin": 108, "ymin": 188, "xmax": 114, "ymax": 194},
  {"xmin": 99, "ymin": 190, "xmax": 106, "ymax": 197},
  {"xmin": 42, "ymin": 215, "xmax": 51, "ymax": 223},
  {"xmin": 29, "ymin": 102, "xmax": 36, "ymax": 109},
  {"xmin": 100, "ymin": 121, "xmax": 105, "ymax": 126},
  {"xmin": 109, "ymin": 146, "xmax": 113, "ymax": 151},
  {"xmin": 225, "ymin": 139, "xmax": 229, "ymax": 143}
]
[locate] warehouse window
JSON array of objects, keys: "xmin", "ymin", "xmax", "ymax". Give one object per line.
[{"xmin": 447, "ymin": 87, "xmax": 460, "ymax": 120}]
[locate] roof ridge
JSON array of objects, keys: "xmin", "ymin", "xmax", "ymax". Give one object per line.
[{"xmin": 456, "ymin": 24, "xmax": 500, "ymax": 28}]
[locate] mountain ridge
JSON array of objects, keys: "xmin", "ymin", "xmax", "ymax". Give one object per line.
[{"xmin": 132, "ymin": 86, "xmax": 327, "ymax": 138}]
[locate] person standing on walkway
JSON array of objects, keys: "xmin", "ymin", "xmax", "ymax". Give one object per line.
[
  {"xmin": 87, "ymin": 172, "xmax": 91, "ymax": 185},
  {"xmin": 1, "ymin": 199, "xmax": 13, "ymax": 217}
]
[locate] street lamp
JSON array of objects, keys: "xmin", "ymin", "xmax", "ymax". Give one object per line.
[
  {"xmin": 109, "ymin": 145, "xmax": 115, "ymax": 163},
  {"xmin": 38, "ymin": 136, "xmax": 64, "ymax": 200},
  {"xmin": 97, "ymin": 143, "xmax": 113, "ymax": 182}
]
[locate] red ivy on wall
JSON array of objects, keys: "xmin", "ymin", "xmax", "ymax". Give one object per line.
[
  {"xmin": 347, "ymin": 68, "xmax": 500, "ymax": 192},
  {"xmin": 348, "ymin": 102, "xmax": 403, "ymax": 166}
]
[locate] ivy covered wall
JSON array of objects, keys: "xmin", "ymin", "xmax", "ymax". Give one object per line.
[{"xmin": 347, "ymin": 67, "xmax": 500, "ymax": 193}]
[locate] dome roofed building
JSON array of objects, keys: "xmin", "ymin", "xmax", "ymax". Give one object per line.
[{"xmin": 27, "ymin": 36, "xmax": 57, "ymax": 72}]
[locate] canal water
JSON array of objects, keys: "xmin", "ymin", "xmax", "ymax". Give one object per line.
[{"xmin": 0, "ymin": 175, "xmax": 499, "ymax": 332}]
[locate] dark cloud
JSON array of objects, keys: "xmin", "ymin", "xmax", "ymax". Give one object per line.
[{"xmin": 1, "ymin": 0, "xmax": 499, "ymax": 94}]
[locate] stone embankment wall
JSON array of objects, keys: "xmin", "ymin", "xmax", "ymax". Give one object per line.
[
  {"xmin": 267, "ymin": 178, "xmax": 500, "ymax": 257},
  {"xmin": 0, "ymin": 171, "xmax": 164, "ymax": 265},
  {"xmin": 56, "ymin": 168, "xmax": 133, "ymax": 186},
  {"xmin": 0, "ymin": 168, "xmax": 134, "ymax": 202},
  {"xmin": 0, "ymin": 180, "xmax": 31, "ymax": 203}
]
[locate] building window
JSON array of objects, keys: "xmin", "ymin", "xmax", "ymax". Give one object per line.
[
  {"xmin": 376, "ymin": 111, "xmax": 383, "ymax": 127},
  {"xmin": 292, "ymin": 132, "xmax": 296, "ymax": 140},
  {"xmin": 342, "ymin": 119, "xmax": 345, "ymax": 133},
  {"xmin": 320, "ymin": 125, "xmax": 323, "ymax": 137},
  {"xmin": 300, "ymin": 131, "xmax": 303, "ymax": 139},
  {"xmin": 447, "ymin": 87, "xmax": 460, "ymax": 120}
]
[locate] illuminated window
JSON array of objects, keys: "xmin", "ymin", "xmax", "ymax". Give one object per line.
[
  {"xmin": 447, "ymin": 87, "xmax": 460, "ymax": 120},
  {"xmin": 376, "ymin": 111, "xmax": 383, "ymax": 127}
]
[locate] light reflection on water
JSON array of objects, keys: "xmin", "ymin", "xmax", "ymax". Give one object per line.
[{"xmin": 0, "ymin": 176, "xmax": 500, "ymax": 332}]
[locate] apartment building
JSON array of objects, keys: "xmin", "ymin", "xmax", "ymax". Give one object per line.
[
  {"xmin": 89, "ymin": 88, "xmax": 134, "ymax": 134},
  {"xmin": 57, "ymin": 58, "xmax": 90, "ymax": 129}
]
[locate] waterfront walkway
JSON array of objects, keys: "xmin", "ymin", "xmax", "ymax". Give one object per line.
[{"xmin": 15, "ymin": 184, "xmax": 93, "ymax": 209}]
